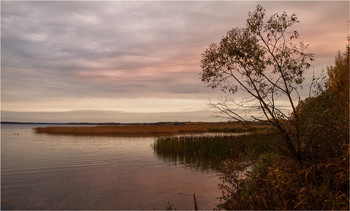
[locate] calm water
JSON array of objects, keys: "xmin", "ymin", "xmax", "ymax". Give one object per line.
[{"xmin": 1, "ymin": 124, "xmax": 221, "ymax": 210}]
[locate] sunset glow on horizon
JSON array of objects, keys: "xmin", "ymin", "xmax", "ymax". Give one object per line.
[{"xmin": 1, "ymin": 1, "xmax": 349, "ymax": 122}]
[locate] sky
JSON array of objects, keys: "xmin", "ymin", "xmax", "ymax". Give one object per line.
[{"xmin": 1, "ymin": 1, "xmax": 349, "ymax": 123}]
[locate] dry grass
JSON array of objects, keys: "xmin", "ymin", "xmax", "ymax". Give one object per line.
[{"xmin": 34, "ymin": 122, "xmax": 267, "ymax": 135}]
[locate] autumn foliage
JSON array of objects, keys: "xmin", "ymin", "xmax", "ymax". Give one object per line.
[{"xmin": 218, "ymin": 45, "xmax": 349, "ymax": 210}]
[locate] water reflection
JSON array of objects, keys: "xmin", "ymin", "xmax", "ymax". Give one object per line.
[
  {"xmin": 1, "ymin": 124, "xmax": 221, "ymax": 210},
  {"xmin": 154, "ymin": 149, "xmax": 223, "ymax": 172}
]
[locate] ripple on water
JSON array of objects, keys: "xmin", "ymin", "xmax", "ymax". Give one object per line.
[{"xmin": 1, "ymin": 125, "xmax": 221, "ymax": 210}]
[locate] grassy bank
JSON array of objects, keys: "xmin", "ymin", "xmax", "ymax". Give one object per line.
[{"xmin": 34, "ymin": 122, "xmax": 267, "ymax": 135}]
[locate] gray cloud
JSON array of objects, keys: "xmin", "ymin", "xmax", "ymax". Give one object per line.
[
  {"xmin": 1, "ymin": 1, "xmax": 348, "ymax": 121},
  {"xmin": 1, "ymin": 2, "xmax": 253, "ymax": 98}
]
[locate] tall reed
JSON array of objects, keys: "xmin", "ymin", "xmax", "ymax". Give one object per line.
[{"xmin": 153, "ymin": 133, "xmax": 272, "ymax": 170}]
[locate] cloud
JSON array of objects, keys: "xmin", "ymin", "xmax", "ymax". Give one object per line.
[{"xmin": 1, "ymin": 1, "xmax": 348, "ymax": 121}]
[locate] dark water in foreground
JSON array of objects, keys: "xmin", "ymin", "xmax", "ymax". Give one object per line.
[{"xmin": 1, "ymin": 124, "xmax": 221, "ymax": 210}]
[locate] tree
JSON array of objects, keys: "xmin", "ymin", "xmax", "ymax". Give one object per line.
[
  {"xmin": 200, "ymin": 5, "xmax": 314, "ymax": 160},
  {"xmin": 216, "ymin": 46, "xmax": 349, "ymax": 210}
]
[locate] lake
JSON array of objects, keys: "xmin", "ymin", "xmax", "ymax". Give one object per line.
[{"xmin": 1, "ymin": 124, "xmax": 221, "ymax": 210}]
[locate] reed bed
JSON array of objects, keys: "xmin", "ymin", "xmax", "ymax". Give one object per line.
[
  {"xmin": 34, "ymin": 123, "xmax": 266, "ymax": 135},
  {"xmin": 153, "ymin": 133, "xmax": 272, "ymax": 170}
]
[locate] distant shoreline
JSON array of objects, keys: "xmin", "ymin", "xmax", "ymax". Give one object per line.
[
  {"xmin": 2, "ymin": 121, "xmax": 269, "ymax": 126},
  {"xmin": 1, "ymin": 121, "xmax": 122, "ymax": 125},
  {"xmin": 1, "ymin": 121, "xmax": 225, "ymax": 125}
]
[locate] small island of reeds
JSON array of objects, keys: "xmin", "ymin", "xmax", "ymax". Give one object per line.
[{"xmin": 34, "ymin": 121, "xmax": 268, "ymax": 135}]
